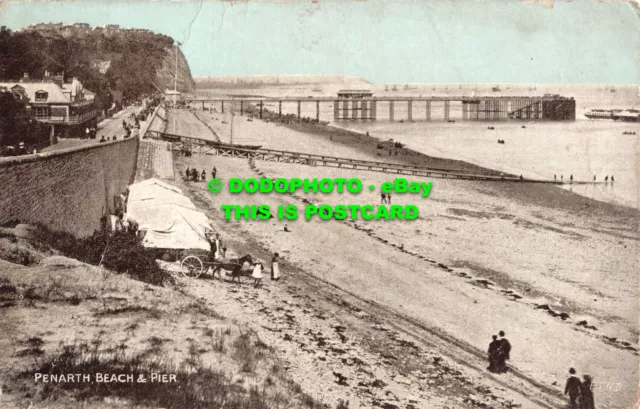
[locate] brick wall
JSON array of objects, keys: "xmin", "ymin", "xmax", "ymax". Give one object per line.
[{"xmin": 0, "ymin": 137, "xmax": 139, "ymax": 237}]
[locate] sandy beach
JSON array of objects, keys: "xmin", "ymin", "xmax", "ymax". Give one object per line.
[{"xmin": 171, "ymin": 108, "xmax": 640, "ymax": 409}]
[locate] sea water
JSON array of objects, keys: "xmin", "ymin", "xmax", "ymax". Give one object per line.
[{"xmin": 196, "ymin": 84, "xmax": 639, "ymax": 208}]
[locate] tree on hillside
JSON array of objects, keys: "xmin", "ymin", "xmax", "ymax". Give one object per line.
[
  {"xmin": 0, "ymin": 24, "xmax": 181, "ymax": 105},
  {"xmin": 0, "ymin": 91, "xmax": 47, "ymax": 149}
]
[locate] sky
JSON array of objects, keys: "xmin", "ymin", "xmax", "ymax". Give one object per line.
[{"xmin": 0, "ymin": 0, "xmax": 638, "ymax": 84}]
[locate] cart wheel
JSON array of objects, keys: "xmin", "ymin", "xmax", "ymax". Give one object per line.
[{"xmin": 181, "ymin": 255, "xmax": 204, "ymax": 278}]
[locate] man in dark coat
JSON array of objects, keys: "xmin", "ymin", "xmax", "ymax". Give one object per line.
[
  {"xmin": 496, "ymin": 331, "xmax": 511, "ymax": 373},
  {"xmin": 487, "ymin": 335, "xmax": 500, "ymax": 372},
  {"xmin": 564, "ymin": 368, "xmax": 581, "ymax": 407}
]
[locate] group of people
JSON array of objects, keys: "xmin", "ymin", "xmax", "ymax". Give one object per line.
[
  {"xmin": 206, "ymin": 232, "xmax": 281, "ymax": 288},
  {"xmin": 488, "ymin": 335, "xmax": 597, "ymax": 408},
  {"xmin": 83, "ymin": 126, "xmax": 98, "ymax": 139},
  {"xmin": 380, "ymin": 193, "xmax": 392, "ymax": 204},
  {"xmin": 564, "ymin": 368, "xmax": 596, "ymax": 409},
  {"xmin": 99, "ymin": 135, "xmax": 120, "ymax": 143},
  {"xmin": 250, "ymin": 252, "xmax": 281, "ymax": 287},
  {"xmin": 185, "ymin": 166, "xmax": 217, "ymax": 182},
  {"xmin": 554, "ymin": 174, "xmax": 615, "ymax": 183},
  {"xmin": 486, "ymin": 331, "xmax": 511, "ymax": 373}
]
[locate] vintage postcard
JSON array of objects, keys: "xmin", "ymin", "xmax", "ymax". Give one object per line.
[{"xmin": 0, "ymin": 1, "xmax": 638, "ymax": 408}]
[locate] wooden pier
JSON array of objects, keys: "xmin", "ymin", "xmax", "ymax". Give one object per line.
[{"xmin": 146, "ymin": 130, "xmax": 591, "ymax": 185}]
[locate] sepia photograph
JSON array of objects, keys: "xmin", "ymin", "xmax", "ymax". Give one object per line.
[{"xmin": 0, "ymin": 1, "xmax": 638, "ymax": 408}]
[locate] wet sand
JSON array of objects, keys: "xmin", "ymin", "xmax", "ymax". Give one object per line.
[{"xmin": 171, "ymin": 108, "xmax": 639, "ymax": 408}]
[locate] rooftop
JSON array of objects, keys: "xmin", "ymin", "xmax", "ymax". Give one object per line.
[
  {"xmin": 337, "ymin": 89, "xmax": 373, "ymax": 94},
  {"xmin": 0, "ymin": 79, "xmax": 92, "ymax": 104}
]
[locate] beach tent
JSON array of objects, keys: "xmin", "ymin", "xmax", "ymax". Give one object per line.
[
  {"xmin": 133, "ymin": 203, "xmax": 213, "ymax": 250},
  {"xmin": 126, "ymin": 178, "xmax": 213, "ymax": 251},
  {"xmin": 127, "ymin": 178, "xmax": 196, "ymax": 219}
]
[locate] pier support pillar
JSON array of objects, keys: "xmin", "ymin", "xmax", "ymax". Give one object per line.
[
  {"xmin": 259, "ymin": 101, "xmax": 263, "ymax": 119},
  {"xmin": 444, "ymin": 100, "xmax": 450, "ymax": 121},
  {"xmin": 389, "ymin": 101, "xmax": 394, "ymax": 121},
  {"xmin": 240, "ymin": 101, "xmax": 244, "ymax": 116},
  {"xmin": 426, "ymin": 101, "xmax": 431, "ymax": 121},
  {"xmin": 407, "ymin": 100, "xmax": 412, "ymax": 121},
  {"xmin": 462, "ymin": 102, "xmax": 467, "ymax": 120},
  {"xmin": 343, "ymin": 100, "xmax": 348, "ymax": 119},
  {"xmin": 334, "ymin": 100, "xmax": 339, "ymax": 120},
  {"xmin": 352, "ymin": 101, "xmax": 358, "ymax": 119},
  {"xmin": 371, "ymin": 100, "xmax": 377, "ymax": 119},
  {"xmin": 297, "ymin": 101, "xmax": 301, "ymax": 119},
  {"xmin": 221, "ymin": 101, "xmax": 224, "ymax": 114},
  {"xmin": 279, "ymin": 101, "xmax": 282, "ymax": 117},
  {"xmin": 202, "ymin": 101, "xmax": 205, "ymax": 110},
  {"xmin": 316, "ymin": 100, "xmax": 320, "ymax": 121}
]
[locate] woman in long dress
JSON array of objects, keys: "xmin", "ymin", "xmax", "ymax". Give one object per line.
[
  {"xmin": 271, "ymin": 253, "xmax": 281, "ymax": 281},
  {"xmin": 580, "ymin": 375, "xmax": 595, "ymax": 409},
  {"xmin": 252, "ymin": 262, "xmax": 263, "ymax": 287}
]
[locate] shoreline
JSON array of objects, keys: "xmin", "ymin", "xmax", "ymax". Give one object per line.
[
  {"xmin": 225, "ymin": 104, "xmax": 640, "ymax": 219},
  {"xmin": 169, "ymin": 108, "xmax": 640, "ymax": 409}
]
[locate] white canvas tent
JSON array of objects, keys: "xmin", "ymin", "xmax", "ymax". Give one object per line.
[{"xmin": 126, "ymin": 178, "xmax": 213, "ymax": 250}]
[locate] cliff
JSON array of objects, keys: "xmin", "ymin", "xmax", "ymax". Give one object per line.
[{"xmin": 156, "ymin": 46, "xmax": 196, "ymax": 93}]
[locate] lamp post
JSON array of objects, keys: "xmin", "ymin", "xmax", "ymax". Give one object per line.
[
  {"xmin": 230, "ymin": 111, "xmax": 234, "ymax": 145},
  {"xmin": 173, "ymin": 41, "xmax": 181, "ymax": 134}
]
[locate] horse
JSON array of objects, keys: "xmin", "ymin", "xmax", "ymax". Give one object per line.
[{"xmin": 210, "ymin": 254, "xmax": 253, "ymax": 283}]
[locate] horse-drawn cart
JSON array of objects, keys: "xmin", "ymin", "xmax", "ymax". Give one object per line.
[{"xmin": 180, "ymin": 250, "xmax": 253, "ymax": 281}]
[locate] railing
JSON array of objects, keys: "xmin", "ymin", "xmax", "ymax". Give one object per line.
[{"xmin": 34, "ymin": 110, "xmax": 99, "ymax": 125}]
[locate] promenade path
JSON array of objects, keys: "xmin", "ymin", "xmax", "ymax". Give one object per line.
[
  {"xmin": 135, "ymin": 140, "xmax": 174, "ymax": 181},
  {"xmin": 41, "ymin": 106, "xmax": 139, "ymax": 153}
]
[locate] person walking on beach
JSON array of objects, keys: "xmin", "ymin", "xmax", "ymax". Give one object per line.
[
  {"xmin": 487, "ymin": 335, "xmax": 500, "ymax": 373},
  {"xmin": 201, "ymin": 169, "xmax": 206, "ymax": 181},
  {"xmin": 185, "ymin": 167, "xmax": 191, "ymax": 180},
  {"xmin": 381, "ymin": 193, "xmax": 387, "ymax": 204},
  {"xmin": 271, "ymin": 252, "xmax": 281, "ymax": 281},
  {"xmin": 561, "ymin": 175, "xmax": 563, "ymax": 182},
  {"xmin": 554, "ymin": 174, "xmax": 557, "ymax": 181},
  {"xmin": 564, "ymin": 368, "xmax": 582, "ymax": 407},
  {"xmin": 387, "ymin": 194, "xmax": 392, "ymax": 204},
  {"xmin": 212, "ymin": 167, "xmax": 217, "ymax": 179},
  {"xmin": 580, "ymin": 375, "xmax": 595, "ymax": 409},
  {"xmin": 496, "ymin": 331, "xmax": 511, "ymax": 373},
  {"xmin": 252, "ymin": 261, "xmax": 263, "ymax": 287},
  {"xmin": 605, "ymin": 175, "xmax": 608, "ymax": 182},
  {"xmin": 570, "ymin": 174, "xmax": 573, "ymax": 184},
  {"xmin": 611, "ymin": 175, "xmax": 614, "ymax": 183},
  {"xmin": 593, "ymin": 175, "xmax": 596, "ymax": 182}
]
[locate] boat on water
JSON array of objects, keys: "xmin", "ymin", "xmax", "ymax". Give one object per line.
[
  {"xmin": 585, "ymin": 108, "xmax": 640, "ymax": 122},
  {"xmin": 312, "ymin": 86, "xmax": 323, "ymax": 92},
  {"xmin": 492, "ymin": 86, "xmax": 501, "ymax": 92}
]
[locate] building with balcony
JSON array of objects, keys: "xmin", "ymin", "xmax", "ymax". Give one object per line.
[{"xmin": 0, "ymin": 74, "xmax": 98, "ymax": 139}]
